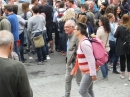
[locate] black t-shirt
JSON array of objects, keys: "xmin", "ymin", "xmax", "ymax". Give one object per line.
[
  {"xmin": 0, "ymin": 57, "xmax": 33, "ymax": 97},
  {"xmin": 42, "ymin": 4, "xmax": 53, "ymax": 24}
]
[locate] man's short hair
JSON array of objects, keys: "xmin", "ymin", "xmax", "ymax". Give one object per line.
[
  {"xmin": 12, "ymin": 5, "xmax": 18, "ymax": 14},
  {"xmin": 4, "ymin": 5, "xmax": 13, "ymax": 12},
  {"xmin": 32, "ymin": 5, "xmax": 39, "ymax": 14},
  {"xmin": 31, "ymin": 0, "xmax": 36, "ymax": 4},
  {"xmin": 67, "ymin": 0, "xmax": 74, "ymax": 4},
  {"xmin": 40, "ymin": 0, "xmax": 47, "ymax": 3},
  {"xmin": 59, "ymin": 1, "xmax": 64, "ymax": 8},
  {"xmin": 80, "ymin": 4, "xmax": 89, "ymax": 11},
  {"xmin": 66, "ymin": 19, "xmax": 75, "ymax": 27},
  {"xmin": 0, "ymin": 30, "xmax": 14, "ymax": 47}
]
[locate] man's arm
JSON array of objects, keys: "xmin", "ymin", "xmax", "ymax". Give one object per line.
[
  {"xmin": 18, "ymin": 63, "xmax": 33, "ymax": 97},
  {"xmin": 1, "ymin": 19, "xmax": 11, "ymax": 32}
]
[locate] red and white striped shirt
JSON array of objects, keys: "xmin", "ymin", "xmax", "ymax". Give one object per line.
[{"xmin": 77, "ymin": 39, "xmax": 99, "ymax": 76}]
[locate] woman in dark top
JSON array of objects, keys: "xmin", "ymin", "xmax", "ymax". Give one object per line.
[
  {"xmin": 114, "ymin": 14, "xmax": 130, "ymax": 81},
  {"xmin": 100, "ymin": 2, "xmax": 108, "ymax": 16},
  {"xmin": 114, "ymin": 5, "xmax": 122, "ymax": 24}
]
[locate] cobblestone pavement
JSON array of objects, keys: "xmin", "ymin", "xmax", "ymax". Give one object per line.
[{"xmin": 24, "ymin": 51, "xmax": 130, "ymax": 97}]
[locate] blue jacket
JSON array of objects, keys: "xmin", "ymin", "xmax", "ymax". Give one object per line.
[
  {"xmin": 109, "ymin": 22, "xmax": 116, "ymax": 42},
  {"xmin": 8, "ymin": 13, "xmax": 19, "ymax": 41}
]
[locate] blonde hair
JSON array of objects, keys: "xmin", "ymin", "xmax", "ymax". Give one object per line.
[
  {"xmin": 77, "ymin": 15, "xmax": 87, "ymax": 24},
  {"xmin": 122, "ymin": 14, "xmax": 130, "ymax": 30},
  {"xmin": 61, "ymin": 8, "xmax": 75, "ymax": 21},
  {"xmin": 106, "ymin": 13, "xmax": 114, "ymax": 19},
  {"xmin": 22, "ymin": 2, "xmax": 32, "ymax": 14}
]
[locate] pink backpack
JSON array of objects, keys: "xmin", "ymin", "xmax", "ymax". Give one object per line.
[{"xmin": 81, "ymin": 37, "xmax": 108, "ymax": 66}]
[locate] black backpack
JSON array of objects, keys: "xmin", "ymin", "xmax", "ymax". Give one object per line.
[
  {"xmin": 123, "ymin": 30, "xmax": 130, "ymax": 52},
  {"xmin": 56, "ymin": 10, "xmax": 66, "ymax": 32}
]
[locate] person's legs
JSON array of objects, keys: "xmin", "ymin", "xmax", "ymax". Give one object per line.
[
  {"xmin": 126, "ymin": 54, "xmax": 130, "ymax": 79},
  {"xmin": 88, "ymin": 83, "xmax": 94, "ymax": 97},
  {"xmin": 36, "ymin": 47, "xmax": 42, "ymax": 62},
  {"xmin": 75, "ymin": 68, "xmax": 82, "ymax": 86},
  {"xmin": 112, "ymin": 41, "xmax": 120, "ymax": 73},
  {"xmin": 19, "ymin": 32, "xmax": 25, "ymax": 61},
  {"xmin": 65, "ymin": 65, "xmax": 73, "ymax": 97},
  {"xmin": 43, "ymin": 30, "xmax": 49, "ymax": 55},
  {"xmin": 13, "ymin": 41, "xmax": 20, "ymax": 60},
  {"xmin": 100, "ymin": 62, "xmax": 108, "ymax": 78},
  {"xmin": 46, "ymin": 24, "xmax": 54, "ymax": 53},
  {"xmin": 79, "ymin": 74, "xmax": 94, "ymax": 97},
  {"xmin": 41, "ymin": 46, "xmax": 47, "ymax": 61},
  {"xmin": 120, "ymin": 55, "xmax": 126, "ymax": 77}
]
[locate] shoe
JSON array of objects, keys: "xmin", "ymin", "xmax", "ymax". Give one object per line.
[
  {"xmin": 120, "ymin": 75, "xmax": 125, "ymax": 79},
  {"xmin": 31, "ymin": 50, "xmax": 35, "ymax": 55},
  {"xmin": 35, "ymin": 59, "xmax": 38, "ymax": 62},
  {"xmin": 46, "ymin": 55, "xmax": 50, "ymax": 60},
  {"xmin": 50, "ymin": 51, "xmax": 54, "ymax": 54},
  {"xmin": 21, "ymin": 58, "xmax": 27, "ymax": 63},
  {"xmin": 24, "ymin": 49, "xmax": 30, "ymax": 54},
  {"xmin": 129, "ymin": 77, "xmax": 130, "ymax": 81},
  {"xmin": 113, "ymin": 71, "xmax": 120, "ymax": 74},
  {"xmin": 56, "ymin": 48, "xmax": 61, "ymax": 52},
  {"xmin": 62, "ymin": 52, "xmax": 66, "ymax": 56},
  {"xmin": 44, "ymin": 59, "xmax": 47, "ymax": 62},
  {"xmin": 101, "ymin": 77, "xmax": 108, "ymax": 81},
  {"xmin": 38, "ymin": 62, "xmax": 44, "ymax": 65}
]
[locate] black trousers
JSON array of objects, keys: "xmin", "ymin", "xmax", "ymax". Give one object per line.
[{"xmin": 120, "ymin": 54, "xmax": 130, "ymax": 72}]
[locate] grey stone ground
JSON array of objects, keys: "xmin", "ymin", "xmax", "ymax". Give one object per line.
[{"xmin": 24, "ymin": 50, "xmax": 130, "ymax": 97}]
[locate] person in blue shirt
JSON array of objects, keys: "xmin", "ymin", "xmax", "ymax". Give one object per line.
[
  {"xmin": 107, "ymin": 13, "xmax": 120, "ymax": 74},
  {"xmin": 4, "ymin": 4, "xmax": 20, "ymax": 60}
]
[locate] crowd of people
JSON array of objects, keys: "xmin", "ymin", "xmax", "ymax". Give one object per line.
[{"xmin": 0, "ymin": 0, "xmax": 130, "ymax": 96}]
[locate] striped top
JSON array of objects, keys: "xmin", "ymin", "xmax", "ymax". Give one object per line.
[{"xmin": 77, "ymin": 38, "xmax": 99, "ymax": 76}]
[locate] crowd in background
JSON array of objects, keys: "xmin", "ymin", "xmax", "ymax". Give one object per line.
[{"xmin": 0, "ymin": 0, "xmax": 130, "ymax": 96}]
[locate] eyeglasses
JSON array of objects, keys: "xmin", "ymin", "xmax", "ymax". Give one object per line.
[
  {"xmin": 64, "ymin": 26, "xmax": 73, "ymax": 29},
  {"xmin": 74, "ymin": 29, "xmax": 78, "ymax": 31}
]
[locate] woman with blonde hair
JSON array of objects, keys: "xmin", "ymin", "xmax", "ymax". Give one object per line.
[
  {"xmin": 107, "ymin": 13, "xmax": 120, "ymax": 74},
  {"xmin": 114, "ymin": 14, "xmax": 130, "ymax": 81},
  {"xmin": 22, "ymin": 2, "xmax": 34, "ymax": 54},
  {"xmin": 58, "ymin": 8, "xmax": 75, "ymax": 55},
  {"xmin": 76, "ymin": 14, "xmax": 94, "ymax": 37}
]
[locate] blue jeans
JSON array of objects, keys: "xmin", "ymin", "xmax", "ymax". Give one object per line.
[
  {"xmin": 109, "ymin": 41, "xmax": 119, "ymax": 71},
  {"xmin": 59, "ymin": 32, "xmax": 67, "ymax": 52},
  {"xmin": 19, "ymin": 32, "xmax": 24, "ymax": 60},
  {"xmin": 100, "ymin": 62, "xmax": 108, "ymax": 78},
  {"xmin": 14, "ymin": 41, "xmax": 20, "ymax": 60},
  {"xmin": 43, "ymin": 30, "xmax": 49, "ymax": 55},
  {"xmin": 34, "ymin": 32, "xmax": 46, "ymax": 62}
]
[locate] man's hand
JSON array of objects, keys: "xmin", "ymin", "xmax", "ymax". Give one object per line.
[
  {"xmin": 91, "ymin": 33, "xmax": 96, "ymax": 38},
  {"xmin": 91, "ymin": 76, "xmax": 97, "ymax": 81}
]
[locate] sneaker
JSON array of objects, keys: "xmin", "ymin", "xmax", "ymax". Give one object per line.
[
  {"xmin": 113, "ymin": 71, "xmax": 120, "ymax": 74},
  {"xmin": 38, "ymin": 62, "xmax": 44, "ymax": 65},
  {"xmin": 120, "ymin": 75, "xmax": 125, "ymax": 79},
  {"xmin": 47, "ymin": 55, "xmax": 50, "ymax": 60}
]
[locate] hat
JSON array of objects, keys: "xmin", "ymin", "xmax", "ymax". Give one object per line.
[
  {"xmin": 101, "ymin": 2, "xmax": 108, "ymax": 7},
  {"xmin": 74, "ymin": 7, "xmax": 81, "ymax": 15}
]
